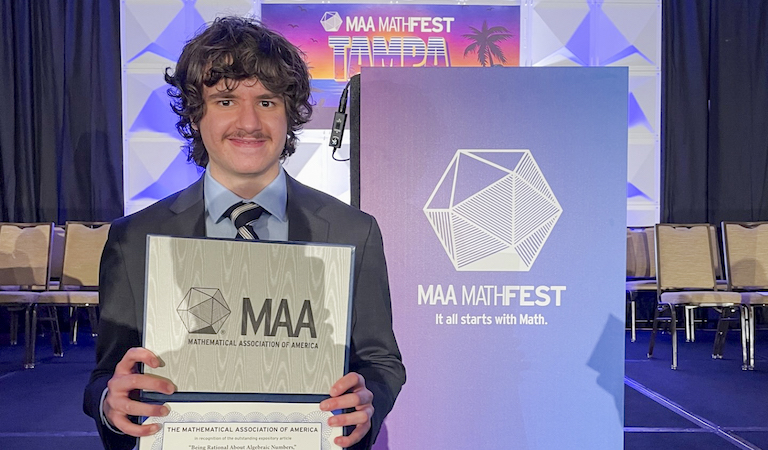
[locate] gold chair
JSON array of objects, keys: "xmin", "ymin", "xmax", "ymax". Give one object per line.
[
  {"xmin": 0, "ymin": 222, "xmax": 62, "ymax": 368},
  {"xmin": 722, "ymin": 221, "xmax": 768, "ymax": 370},
  {"xmin": 37, "ymin": 222, "xmax": 110, "ymax": 345},
  {"xmin": 647, "ymin": 223, "xmax": 743, "ymax": 369},
  {"xmin": 628, "ymin": 225, "xmax": 726, "ymax": 344}
]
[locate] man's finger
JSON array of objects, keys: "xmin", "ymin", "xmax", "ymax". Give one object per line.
[
  {"xmin": 114, "ymin": 347, "xmax": 161, "ymax": 375},
  {"xmin": 329, "ymin": 372, "xmax": 365, "ymax": 397},
  {"xmin": 323, "ymin": 389, "xmax": 373, "ymax": 411},
  {"xmin": 327, "ymin": 408, "xmax": 373, "ymax": 428},
  {"xmin": 108, "ymin": 373, "xmax": 175, "ymax": 396},
  {"xmin": 108, "ymin": 395, "xmax": 169, "ymax": 419},
  {"xmin": 334, "ymin": 422, "xmax": 371, "ymax": 448},
  {"xmin": 108, "ymin": 414, "xmax": 162, "ymax": 437}
]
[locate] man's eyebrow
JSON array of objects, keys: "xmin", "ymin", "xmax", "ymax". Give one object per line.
[
  {"xmin": 255, "ymin": 93, "xmax": 283, "ymax": 101},
  {"xmin": 206, "ymin": 91, "xmax": 237, "ymax": 100},
  {"xmin": 205, "ymin": 91, "xmax": 283, "ymax": 101}
]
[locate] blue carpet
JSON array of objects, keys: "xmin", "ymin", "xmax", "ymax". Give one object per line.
[
  {"xmin": 625, "ymin": 328, "xmax": 768, "ymax": 450},
  {"xmin": 1, "ymin": 325, "xmax": 767, "ymax": 449}
]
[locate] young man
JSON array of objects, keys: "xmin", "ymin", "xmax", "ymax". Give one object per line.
[{"xmin": 83, "ymin": 17, "xmax": 405, "ymax": 450}]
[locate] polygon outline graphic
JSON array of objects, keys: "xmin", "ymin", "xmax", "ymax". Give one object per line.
[
  {"xmin": 177, "ymin": 287, "xmax": 231, "ymax": 334},
  {"xmin": 424, "ymin": 150, "xmax": 562, "ymax": 271}
]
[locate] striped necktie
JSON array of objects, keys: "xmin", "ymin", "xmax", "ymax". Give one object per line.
[{"xmin": 224, "ymin": 202, "xmax": 266, "ymax": 240}]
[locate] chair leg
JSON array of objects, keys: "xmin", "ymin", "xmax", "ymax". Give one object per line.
[
  {"xmin": 713, "ymin": 307, "xmax": 735, "ymax": 359},
  {"xmin": 648, "ymin": 302, "xmax": 663, "ymax": 358},
  {"xmin": 630, "ymin": 293, "xmax": 637, "ymax": 342},
  {"xmin": 50, "ymin": 306, "xmax": 63, "ymax": 357},
  {"xmin": 740, "ymin": 306, "xmax": 750, "ymax": 370},
  {"xmin": 88, "ymin": 306, "xmax": 99, "ymax": 337},
  {"xmin": 626, "ymin": 291, "xmax": 637, "ymax": 342},
  {"xmin": 692, "ymin": 307, "xmax": 697, "ymax": 342},
  {"xmin": 748, "ymin": 306, "xmax": 756, "ymax": 370},
  {"xmin": 69, "ymin": 306, "xmax": 77, "ymax": 344},
  {"xmin": 24, "ymin": 305, "xmax": 37, "ymax": 369},
  {"xmin": 670, "ymin": 305, "xmax": 679, "ymax": 370},
  {"xmin": 685, "ymin": 306, "xmax": 696, "ymax": 342},
  {"xmin": 9, "ymin": 309, "xmax": 19, "ymax": 345},
  {"xmin": 70, "ymin": 306, "xmax": 80, "ymax": 344}
]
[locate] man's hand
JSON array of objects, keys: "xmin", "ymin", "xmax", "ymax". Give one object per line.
[
  {"xmin": 103, "ymin": 347, "xmax": 176, "ymax": 436},
  {"xmin": 319, "ymin": 372, "xmax": 374, "ymax": 448}
]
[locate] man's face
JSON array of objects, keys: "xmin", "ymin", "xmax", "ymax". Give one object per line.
[{"xmin": 197, "ymin": 78, "xmax": 288, "ymax": 196}]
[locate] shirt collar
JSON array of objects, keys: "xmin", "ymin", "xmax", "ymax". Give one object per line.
[{"xmin": 204, "ymin": 167, "xmax": 288, "ymax": 224}]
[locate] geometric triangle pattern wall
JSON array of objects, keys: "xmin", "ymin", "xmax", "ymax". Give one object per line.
[{"xmin": 530, "ymin": 0, "xmax": 660, "ymax": 225}]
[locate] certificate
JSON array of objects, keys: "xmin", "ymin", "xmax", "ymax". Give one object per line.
[
  {"xmin": 138, "ymin": 402, "xmax": 342, "ymax": 450},
  {"xmin": 142, "ymin": 236, "xmax": 354, "ymax": 398}
]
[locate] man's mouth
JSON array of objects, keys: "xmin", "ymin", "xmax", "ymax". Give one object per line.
[{"xmin": 228, "ymin": 135, "xmax": 269, "ymax": 146}]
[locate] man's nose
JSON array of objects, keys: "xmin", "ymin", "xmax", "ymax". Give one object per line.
[{"xmin": 236, "ymin": 104, "xmax": 262, "ymax": 131}]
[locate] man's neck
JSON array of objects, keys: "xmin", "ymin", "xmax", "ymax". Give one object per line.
[{"xmin": 208, "ymin": 168, "xmax": 280, "ymax": 199}]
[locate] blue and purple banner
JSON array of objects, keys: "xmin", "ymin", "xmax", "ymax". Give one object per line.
[{"xmin": 360, "ymin": 67, "xmax": 627, "ymax": 449}]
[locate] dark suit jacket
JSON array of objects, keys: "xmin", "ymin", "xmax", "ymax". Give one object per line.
[{"xmin": 83, "ymin": 175, "xmax": 405, "ymax": 450}]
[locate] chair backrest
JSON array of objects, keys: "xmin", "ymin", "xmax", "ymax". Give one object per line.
[
  {"xmin": 50, "ymin": 226, "xmax": 65, "ymax": 280},
  {"xmin": 0, "ymin": 223, "xmax": 54, "ymax": 288},
  {"xmin": 708, "ymin": 225, "xmax": 724, "ymax": 280},
  {"xmin": 644, "ymin": 227, "xmax": 656, "ymax": 278},
  {"xmin": 655, "ymin": 223, "xmax": 717, "ymax": 291},
  {"xmin": 60, "ymin": 222, "xmax": 111, "ymax": 288},
  {"xmin": 627, "ymin": 227, "xmax": 653, "ymax": 278},
  {"xmin": 722, "ymin": 221, "xmax": 768, "ymax": 290}
]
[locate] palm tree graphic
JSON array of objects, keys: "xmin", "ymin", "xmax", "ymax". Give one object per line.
[{"xmin": 463, "ymin": 20, "xmax": 514, "ymax": 67}]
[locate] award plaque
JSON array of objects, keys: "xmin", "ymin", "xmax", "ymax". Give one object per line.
[{"xmin": 139, "ymin": 236, "xmax": 353, "ymax": 449}]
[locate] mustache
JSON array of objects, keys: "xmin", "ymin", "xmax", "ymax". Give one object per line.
[{"xmin": 226, "ymin": 132, "xmax": 269, "ymax": 140}]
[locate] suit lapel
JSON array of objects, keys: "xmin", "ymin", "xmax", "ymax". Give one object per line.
[
  {"xmin": 286, "ymin": 175, "xmax": 330, "ymax": 243},
  {"xmin": 164, "ymin": 176, "xmax": 206, "ymax": 237}
]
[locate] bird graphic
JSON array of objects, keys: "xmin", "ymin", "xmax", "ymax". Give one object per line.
[
  {"xmin": 288, "ymin": 24, "xmax": 299, "ymax": 28},
  {"xmin": 310, "ymin": 38, "xmax": 318, "ymax": 43},
  {"xmin": 298, "ymin": 6, "xmax": 307, "ymax": 12}
]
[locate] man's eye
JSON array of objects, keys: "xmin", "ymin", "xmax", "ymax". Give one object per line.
[
  {"xmin": 260, "ymin": 100, "xmax": 274, "ymax": 107},
  {"xmin": 218, "ymin": 100, "xmax": 233, "ymax": 106}
]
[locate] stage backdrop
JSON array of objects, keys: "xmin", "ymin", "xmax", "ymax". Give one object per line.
[
  {"xmin": 121, "ymin": 1, "xmax": 659, "ymax": 224},
  {"xmin": 360, "ymin": 67, "xmax": 627, "ymax": 449}
]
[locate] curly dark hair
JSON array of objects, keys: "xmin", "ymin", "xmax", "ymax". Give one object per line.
[{"xmin": 165, "ymin": 16, "xmax": 312, "ymax": 167}]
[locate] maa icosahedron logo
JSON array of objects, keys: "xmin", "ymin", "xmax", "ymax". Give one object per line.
[
  {"xmin": 177, "ymin": 288, "xmax": 231, "ymax": 334},
  {"xmin": 320, "ymin": 12, "xmax": 343, "ymax": 32},
  {"xmin": 424, "ymin": 150, "xmax": 562, "ymax": 272}
]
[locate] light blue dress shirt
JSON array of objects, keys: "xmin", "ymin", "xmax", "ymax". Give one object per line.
[{"xmin": 204, "ymin": 167, "xmax": 289, "ymax": 240}]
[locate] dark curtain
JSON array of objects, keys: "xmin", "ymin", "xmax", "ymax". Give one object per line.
[
  {"xmin": 662, "ymin": 0, "xmax": 768, "ymax": 224},
  {"xmin": 0, "ymin": 0, "xmax": 123, "ymax": 223}
]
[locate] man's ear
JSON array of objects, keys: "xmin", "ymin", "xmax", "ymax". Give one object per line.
[{"xmin": 191, "ymin": 123, "xmax": 199, "ymax": 131}]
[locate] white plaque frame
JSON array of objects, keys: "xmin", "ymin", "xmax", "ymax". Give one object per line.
[{"xmin": 142, "ymin": 235, "xmax": 354, "ymax": 398}]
